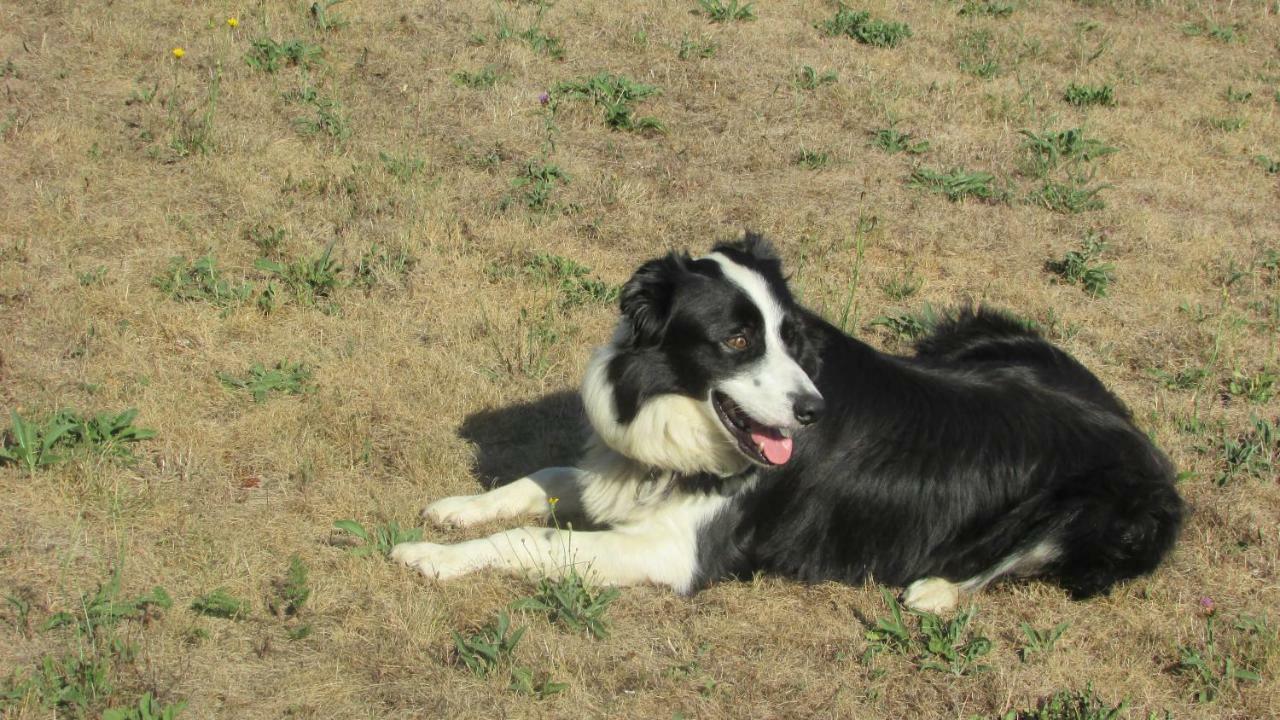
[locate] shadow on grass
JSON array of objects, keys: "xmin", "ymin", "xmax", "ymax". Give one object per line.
[{"xmin": 457, "ymin": 390, "xmax": 586, "ymax": 490}]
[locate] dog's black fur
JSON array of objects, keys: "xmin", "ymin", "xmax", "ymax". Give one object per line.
[{"xmin": 622, "ymin": 236, "xmax": 1185, "ymax": 597}]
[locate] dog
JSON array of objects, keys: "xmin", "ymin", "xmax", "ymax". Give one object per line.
[{"xmin": 392, "ymin": 234, "xmax": 1184, "ymax": 612}]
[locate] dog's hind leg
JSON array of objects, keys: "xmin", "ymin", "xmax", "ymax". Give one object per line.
[{"xmin": 423, "ymin": 467, "xmax": 586, "ymax": 528}]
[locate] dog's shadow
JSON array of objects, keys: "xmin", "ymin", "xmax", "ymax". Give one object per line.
[{"xmin": 458, "ymin": 390, "xmax": 586, "ymax": 490}]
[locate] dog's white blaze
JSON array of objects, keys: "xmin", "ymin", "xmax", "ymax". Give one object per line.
[{"xmin": 707, "ymin": 252, "xmax": 821, "ymax": 429}]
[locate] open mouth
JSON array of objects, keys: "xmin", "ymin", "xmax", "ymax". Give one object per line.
[{"xmin": 711, "ymin": 391, "xmax": 794, "ymax": 466}]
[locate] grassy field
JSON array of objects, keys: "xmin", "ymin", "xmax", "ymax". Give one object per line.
[{"xmin": 2, "ymin": 0, "xmax": 1278, "ymax": 717}]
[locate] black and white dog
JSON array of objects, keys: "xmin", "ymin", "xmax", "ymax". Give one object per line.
[{"xmin": 392, "ymin": 235, "xmax": 1183, "ymax": 612}]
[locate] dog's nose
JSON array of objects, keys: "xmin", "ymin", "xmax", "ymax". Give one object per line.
[{"xmin": 792, "ymin": 393, "xmax": 825, "ymax": 426}]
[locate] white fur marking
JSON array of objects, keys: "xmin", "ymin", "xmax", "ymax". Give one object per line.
[{"xmin": 903, "ymin": 577, "xmax": 960, "ymax": 613}]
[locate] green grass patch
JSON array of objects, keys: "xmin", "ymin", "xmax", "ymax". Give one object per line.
[
  {"xmin": 793, "ymin": 147, "xmax": 832, "ymax": 170},
  {"xmin": 1217, "ymin": 417, "xmax": 1278, "ymax": 485},
  {"xmin": 909, "ymin": 167, "xmax": 1001, "ymax": 202},
  {"xmin": 795, "ymin": 65, "xmax": 838, "ymax": 90},
  {"xmin": 983, "ymin": 684, "xmax": 1128, "ymax": 719},
  {"xmin": 1028, "ymin": 177, "xmax": 1109, "ymax": 214},
  {"xmin": 452, "ymin": 65, "xmax": 501, "ymax": 89},
  {"xmin": 818, "ymin": 6, "xmax": 912, "ymax": 48},
  {"xmin": 217, "ymin": 361, "xmax": 314, "ymax": 403},
  {"xmin": 863, "ymin": 588, "xmax": 993, "ymax": 676},
  {"xmin": 508, "ymin": 158, "xmax": 570, "ymax": 212},
  {"xmin": 552, "ymin": 73, "xmax": 664, "ymax": 132},
  {"xmin": 254, "ymin": 242, "xmax": 343, "ymax": 310},
  {"xmin": 1176, "ymin": 613, "xmax": 1272, "ymax": 702},
  {"xmin": 1018, "ymin": 128, "xmax": 1117, "ymax": 178},
  {"xmin": 453, "ymin": 610, "xmax": 526, "ymax": 677},
  {"xmin": 332, "ymin": 519, "xmax": 423, "ymax": 557},
  {"xmin": 190, "ymin": 589, "xmax": 249, "ymax": 620},
  {"xmin": 511, "ymin": 570, "xmax": 620, "ymax": 638},
  {"xmin": 871, "ymin": 126, "xmax": 929, "ymax": 155},
  {"xmin": 1, "ymin": 408, "xmax": 156, "ymax": 472},
  {"xmin": 244, "ymin": 38, "xmax": 322, "ymax": 73},
  {"xmin": 522, "ymin": 252, "xmax": 619, "ymax": 308},
  {"xmin": 1063, "ymin": 83, "xmax": 1115, "ymax": 107},
  {"xmin": 1046, "ymin": 233, "xmax": 1114, "ymax": 297},
  {"xmin": 695, "ymin": 0, "xmax": 755, "ymax": 23},
  {"xmin": 155, "ymin": 255, "xmax": 252, "ymax": 308},
  {"xmin": 959, "ymin": 0, "xmax": 1015, "ymax": 17}
]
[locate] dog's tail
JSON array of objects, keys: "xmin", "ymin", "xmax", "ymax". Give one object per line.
[{"xmin": 916, "ymin": 306, "xmax": 1129, "ymax": 418}]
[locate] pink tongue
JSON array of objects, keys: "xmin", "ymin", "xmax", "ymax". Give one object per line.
[{"xmin": 751, "ymin": 430, "xmax": 793, "ymax": 465}]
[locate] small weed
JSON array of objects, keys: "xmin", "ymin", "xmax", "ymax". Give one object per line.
[
  {"xmin": 246, "ymin": 225, "xmax": 285, "ymax": 256},
  {"xmin": 871, "ymin": 304, "xmax": 939, "ymax": 343},
  {"xmin": 3, "ymin": 594, "xmax": 33, "ymax": 637},
  {"xmin": 794, "ymin": 147, "xmax": 832, "ymax": 170},
  {"xmin": 1176, "ymin": 613, "xmax": 1271, "ymax": 702},
  {"xmin": 552, "ymin": 73, "xmax": 664, "ymax": 132},
  {"xmin": 353, "ymin": 242, "xmax": 417, "ymax": 290},
  {"xmin": 795, "ymin": 65, "xmax": 838, "ymax": 90},
  {"xmin": 166, "ymin": 67, "xmax": 220, "ymax": 158},
  {"xmin": 43, "ymin": 566, "xmax": 171, "ymax": 637},
  {"xmin": 333, "ymin": 519, "xmax": 423, "ymax": 557},
  {"xmin": 1224, "ymin": 86, "xmax": 1252, "ymax": 103},
  {"xmin": 678, "ymin": 35, "xmax": 718, "ymax": 59},
  {"xmin": 1, "ymin": 408, "xmax": 156, "ymax": 472},
  {"xmin": 1181, "ymin": 22, "xmax": 1241, "ymax": 43},
  {"xmin": 1150, "ymin": 366, "xmax": 1211, "ymax": 392},
  {"xmin": 511, "ymin": 569, "xmax": 620, "ymax": 638},
  {"xmin": 244, "ymin": 38, "xmax": 322, "ymax": 73},
  {"xmin": 1029, "ymin": 177, "xmax": 1110, "ymax": 214},
  {"xmin": 103, "ymin": 693, "xmax": 187, "ymax": 720},
  {"xmin": 1046, "ymin": 233, "xmax": 1114, "ymax": 297},
  {"xmin": 1063, "ymin": 83, "xmax": 1115, "ymax": 107},
  {"xmin": 958, "ymin": 29, "xmax": 1001, "ymax": 79},
  {"xmin": 270, "ymin": 555, "xmax": 310, "ymax": 618},
  {"xmin": 2, "ymin": 653, "xmax": 114, "ymax": 715},
  {"xmin": 1256, "ymin": 154, "xmax": 1280, "ymax": 174},
  {"xmin": 453, "ymin": 610, "xmax": 526, "ymax": 677},
  {"xmin": 293, "ymin": 95, "xmax": 351, "ymax": 140},
  {"xmin": 909, "ymin": 167, "xmax": 1000, "ymax": 202},
  {"xmin": 217, "ymin": 361, "xmax": 314, "ymax": 403},
  {"xmin": 452, "ymin": 65, "xmax": 500, "ymax": 89},
  {"xmin": 517, "ymin": 28, "xmax": 565, "ymax": 60},
  {"xmin": 986, "ymin": 684, "xmax": 1128, "ymax": 720},
  {"xmin": 695, "ymin": 0, "xmax": 755, "ymax": 23},
  {"xmin": 1216, "ymin": 417, "xmax": 1278, "ymax": 485},
  {"xmin": 1226, "ymin": 368, "xmax": 1277, "ymax": 404},
  {"xmin": 522, "ymin": 253, "xmax": 618, "ymax": 308},
  {"xmin": 871, "ymin": 126, "xmax": 929, "ymax": 155},
  {"xmin": 508, "ymin": 666, "xmax": 568, "ymax": 698},
  {"xmin": 819, "ymin": 6, "xmax": 912, "ymax": 48},
  {"xmin": 191, "ymin": 589, "xmax": 249, "ymax": 620},
  {"xmin": 1019, "ymin": 622, "xmax": 1070, "ymax": 661},
  {"xmin": 379, "ymin": 151, "xmax": 426, "ymax": 183},
  {"xmin": 1205, "ymin": 116, "xmax": 1246, "ymax": 132},
  {"xmin": 863, "ymin": 588, "xmax": 992, "ymax": 676},
  {"xmin": 959, "ymin": 0, "xmax": 1015, "ymax": 17},
  {"xmin": 254, "ymin": 242, "xmax": 342, "ymax": 309},
  {"xmin": 509, "ymin": 158, "xmax": 570, "ymax": 212},
  {"xmin": 155, "ymin": 255, "xmax": 253, "ymax": 308},
  {"xmin": 879, "ymin": 269, "xmax": 923, "ymax": 300},
  {"xmin": 1018, "ymin": 128, "xmax": 1117, "ymax": 178},
  {"xmin": 309, "ymin": 0, "xmax": 348, "ymax": 32},
  {"xmin": 77, "ymin": 266, "xmax": 108, "ymax": 286}
]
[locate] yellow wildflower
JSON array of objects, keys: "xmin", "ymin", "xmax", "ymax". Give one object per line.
[
  {"xmin": 171, "ymin": 47, "xmax": 185, "ymax": 59},
  {"xmin": 226, "ymin": 17, "xmax": 239, "ymax": 28}
]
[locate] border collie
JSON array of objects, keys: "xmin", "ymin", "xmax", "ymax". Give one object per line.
[{"xmin": 392, "ymin": 235, "xmax": 1183, "ymax": 612}]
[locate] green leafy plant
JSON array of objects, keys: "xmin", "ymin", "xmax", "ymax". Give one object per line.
[
  {"xmin": 217, "ymin": 361, "xmax": 314, "ymax": 403},
  {"xmin": 1150, "ymin": 366, "xmax": 1211, "ymax": 392},
  {"xmin": 863, "ymin": 588, "xmax": 993, "ymax": 676},
  {"xmin": 1226, "ymin": 368, "xmax": 1277, "ymax": 404},
  {"xmin": 1224, "ymin": 86, "xmax": 1252, "ymax": 104},
  {"xmin": 909, "ymin": 167, "xmax": 1000, "ymax": 202},
  {"xmin": 986, "ymin": 684, "xmax": 1129, "ymax": 720},
  {"xmin": 452, "ymin": 610, "xmax": 526, "ymax": 677},
  {"xmin": 879, "ymin": 269, "xmax": 923, "ymax": 300},
  {"xmin": 255, "ymin": 242, "xmax": 343, "ymax": 309},
  {"xmin": 1217, "ymin": 417, "xmax": 1278, "ymax": 485},
  {"xmin": 353, "ymin": 242, "xmax": 417, "ymax": 289},
  {"xmin": 1181, "ymin": 22, "xmax": 1241, "ymax": 43},
  {"xmin": 103, "ymin": 692, "xmax": 187, "ymax": 720},
  {"xmin": 78, "ymin": 266, "xmax": 108, "ymax": 286},
  {"xmin": 1029, "ymin": 177, "xmax": 1110, "ymax": 214},
  {"xmin": 511, "ymin": 570, "xmax": 620, "ymax": 639},
  {"xmin": 244, "ymin": 38, "xmax": 322, "ymax": 73},
  {"xmin": 509, "ymin": 158, "xmax": 570, "ymax": 211},
  {"xmin": 552, "ymin": 73, "xmax": 664, "ymax": 132},
  {"xmin": 1205, "ymin": 116, "xmax": 1246, "ymax": 132},
  {"xmin": 1256, "ymin": 154, "xmax": 1280, "ymax": 174},
  {"xmin": 379, "ymin": 151, "xmax": 426, "ymax": 182},
  {"xmin": 678, "ymin": 35, "xmax": 718, "ymax": 59},
  {"xmin": 818, "ymin": 6, "xmax": 912, "ymax": 48},
  {"xmin": 292, "ymin": 94, "xmax": 351, "ymax": 140},
  {"xmin": 871, "ymin": 304, "xmax": 939, "ymax": 343},
  {"xmin": 2, "ymin": 653, "xmax": 114, "ymax": 715},
  {"xmin": 794, "ymin": 147, "xmax": 832, "ymax": 170},
  {"xmin": 695, "ymin": 0, "xmax": 755, "ymax": 23},
  {"xmin": 795, "ymin": 65, "xmax": 838, "ymax": 90},
  {"xmin": 958, "ymin": 29, "xmax": 1001, "ymax": 79},
  {"xmin": 247, "ymin": 225, "xmax": 285, "ymax": 256},
  {"xmin": 522, "ymin": 253, "xmax": 619, "ymax": 308},
  {"xmin": 191, "ymin": 589, "xmax": 249, "ymax": 620},
  {"xmin": 1019, "ymin": 622, "xmax": 1070, "ymax": 661},
  {"xmin": 270, "ymin": 555, "xmax": 310, "ymax": 641},
  {"xmin": 872, "ymin": 126, "xmax": 929, "ymax": 155},
  {"xmin": 1063, "ymin": 83, "xmax": 1115, "ymax": 107},
  {"xmin": 1018, "ymin": 128, "xmax": 1117, "ymax": 178},
  {"xmin": 1046, "ymin": 233, "xmax": 1114, "ymax": 297},
  {"xmin": 959, "ymin": 0, "xmax": 1015, "ymax": 17},
  {"xmin": 1, "ymin": 409, "xmax": 156, "ymax": 472},
  {"xmin": 508, "ymin": 666, "xmax": 568, "ymax": 698},
  {"xmin": 333, "ymin": 519, "xmax": 423, "ymax": 557},
  {"xmin": 452, "ymin": 65, "xmax": 500, "ymax": 89},
  {"xmin": 1176, "ymin": 614, "xmax": 1270, "ymax": 702},
  {"xmin": 43, "ymin": 566, "xmax": 172, "ymax": 637},
  {"xmin": 309, "ymin": 0, "xmax": 348, "ymax": 32},
  {"xmin": 155, "ymin": 255, "xmax": 252, "ymax": 308}
]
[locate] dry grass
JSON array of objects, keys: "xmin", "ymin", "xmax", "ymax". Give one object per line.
[{"xmin": 2, "ymin": 0, "xmax": 1278, "ymax": 717}]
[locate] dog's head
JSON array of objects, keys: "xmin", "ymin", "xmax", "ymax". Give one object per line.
[{"xmin": 582, "ymin": 234, "xmax": 824, "ymax": 476}]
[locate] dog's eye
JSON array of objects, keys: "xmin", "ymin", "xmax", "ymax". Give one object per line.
[{"xmin": 724, "ymin": 334, "xmax": 750, "ymax": 351}]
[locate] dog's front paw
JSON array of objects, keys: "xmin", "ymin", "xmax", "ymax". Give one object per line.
[
  {"xmin": 902, "ymin": 577, "xmax": 960, "ymax": 614},
  {"xmin": 423, "ymin": 494, "xmax": 501, "ymax": 527},
  {"xmin": 390, "ymin": 541, "xmax": 476, "ymax": 580}
]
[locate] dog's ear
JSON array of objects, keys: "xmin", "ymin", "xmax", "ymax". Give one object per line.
[{"xmin": 619, "ymin": 253, "xmax": 685, "ymax": 346}]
